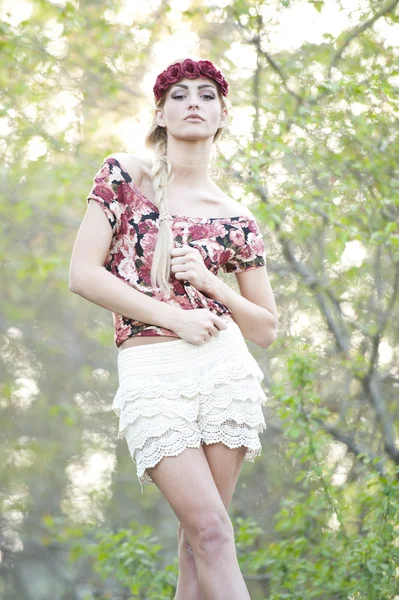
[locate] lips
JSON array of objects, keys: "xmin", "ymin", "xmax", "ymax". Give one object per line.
[{"xmin": 185, "ymin": 114, "xmax": 204, "ymax": 121}]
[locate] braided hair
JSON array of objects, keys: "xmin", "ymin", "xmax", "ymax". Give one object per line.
[{"xmin": 144, "ymin": 56, "xmax": 230, "ymax": 296}]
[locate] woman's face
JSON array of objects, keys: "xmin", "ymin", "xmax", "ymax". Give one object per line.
[{"xmin": 156, "ymin": 77, "xmax": 227, "ymax": 141}]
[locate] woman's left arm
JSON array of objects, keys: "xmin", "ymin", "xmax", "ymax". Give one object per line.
[
  {"xmin": 170, "ymin": 245, "xmax": 278, "ymax": 349},
  {"xmin": 203, "ymin": 265, "xmax": 278, "ymax": 349}
]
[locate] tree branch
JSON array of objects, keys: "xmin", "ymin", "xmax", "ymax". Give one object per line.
[
  {"xmin": 367, "ymin": 261, "xmax": 399, "ymax": 378},
  {"xmin": 326, "ymin": 0, "xmax": 399, "ymax": 81},
  {"xmin": 312, "ymin": 417, "xmax": 386, "ymax": 477},
  {"xmin": 259, "ymin": 46, "xmax": 303, "ymax": 104},
  {"xmin": 235, "ymin": 14, "xmax": 303, "ymax": 104},
  {"xmin": 230, "ymin": 167, "xmax": 352, "ymax": 352},
  {"xmin": 362, "ymin": 376, "xmax": 399, "ymax": 468},
  {"xmin": 253, "ymin": 185, "xmax": 351, "ymax": 353}
]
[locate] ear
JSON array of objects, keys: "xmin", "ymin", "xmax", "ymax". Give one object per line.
[
  {"xmin": 156, "ymin": 108, "xmax": 166, "ymax": 128},
  {"xmin": 219, "ymin": 106, "xmax": 228, "ymax": 128}
]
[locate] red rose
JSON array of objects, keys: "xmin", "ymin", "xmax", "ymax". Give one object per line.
[
  {"xmin": 198, "ymin": 60, "xmax": 216, "ymax": 78},
  {"xmin": 118, "ymin": 217, "xmax": 128, "ymax": 236},
  {"xmin": 229, "ymin": 229, "xmax": 246, "ymax": 246},
  {"xmin": 138, "ymin": 264, "xmax": 152, "ymax": 285},
  {"xmin": 173, "ymin": 279, "xmax": 186, "ymax": 294},
  {"xmin": 97, "ymin": 162, "xmax": 111, "ymax": 179},
  {"xmin": 166, "ymin": 62, "xmax": 183, "ymax": 83},
  {"xmin": 211, "ymin": 221, "xmax": 227, "ymax": 237},
  {"xmin": 93, "ymin": 183, "xmax": 114, "ymax": 203},
  {"xmin": 239, "ymin": 245, "xmax": 253, "ymax": 259},
  {"xmin": 189, "ymin": 225, "xmax": 210, "ymax": 238},
  {"xmin": 181, "ymin": 58, "xmax": 200, "ymax": 78},
  {"xmin": 249, "ymin": 232, "xmax": 265, "ymax": 255},
  {"xmin": 153, "ymin": 71, "xmax": 171, "ymax": 99},
  {"xmin": 153, "ymin": 84, "xmax": 161, "ymax": 99},
  {"xmin": 141, "ymin": 230, "xmax": 157, "ymax": 254},
  {"xmin": 198, "ymin": 60, "xmax": 228, "ymax": 95},
  {"xmin": 138, "ymin": 220, "xmax": 158, "ymax": 235},
  {"xmin": 213, "ymin": 70, "xmax": 228, "ymax": 95},
  {"xmin": 156, "ymin": 72, "xmax": 170, "ymax": 88},
  {"xmin": 219, "ymin": 248, "xmax": 234, "ymax": 264},
  {"xmin": 248, "ymin": 219, "xmax": 258, "ymax": 234},
  {"xmin": 118, "ymin": 257, "xmax": 137, "ymax": 282}
]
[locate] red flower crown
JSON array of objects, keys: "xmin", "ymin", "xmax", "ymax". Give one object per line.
[{"xmin": 153, "ymin": 58, "xmax": 229, "ymax": 102}]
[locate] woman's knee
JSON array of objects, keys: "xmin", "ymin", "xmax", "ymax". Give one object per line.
[
  {"xmin": 187, "ymin": 512, "xmax": 234, "ymax": 556},
  {"xmin": 178, "ymin": 522, "xmax": 193, "ymax": 551}
]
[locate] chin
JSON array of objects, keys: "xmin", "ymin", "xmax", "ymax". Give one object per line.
[
  {"xmin": 176, "ymin": 126, "xmax": 218, "ymax": 139},
  {"xmin": 175, "ymin": 132, "xmax": 213, "ymax": 141}
]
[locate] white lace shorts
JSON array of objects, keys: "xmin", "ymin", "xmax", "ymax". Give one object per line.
[{"xmin": 113, "ymin": 320, "xmax": 267, "ymax": 493}]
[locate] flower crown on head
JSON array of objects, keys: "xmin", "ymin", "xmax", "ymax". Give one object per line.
[{"xmin": 153, "ymin": 58, "xmax": 229, "ymax": 102}]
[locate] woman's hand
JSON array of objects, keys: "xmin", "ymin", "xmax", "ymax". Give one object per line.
[
  {"xmin": 172, "ymin": 308, "xmax": 229, "ymax": 345},
  {"xmin": 170, "ymin": 244, "xmax": 214, "ymax": 293}
]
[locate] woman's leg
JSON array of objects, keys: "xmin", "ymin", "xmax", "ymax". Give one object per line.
[
  {"xmin": 175, "ymin": 443, "xmax": 247, "ymax": 600},
  {"xmin": 175, "ymin": 521, "xmax": 201, "ymax": 600},
  {"xmin": 145, "ymin": 445, "xmax": 251, "ymax": 600}
]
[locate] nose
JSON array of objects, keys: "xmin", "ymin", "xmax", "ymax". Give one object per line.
[{"xmin": 188, "ymin": 100, "xmax": 199, "ymax": 110}]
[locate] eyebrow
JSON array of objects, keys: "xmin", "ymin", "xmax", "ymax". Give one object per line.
[{"xmin": 170, "ymin": 83, "xmax": 216, "ymax": 92}]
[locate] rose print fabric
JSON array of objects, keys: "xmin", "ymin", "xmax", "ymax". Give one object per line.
[{"xmin": 86, "ymin": 157, "xmax": 267, "ymax": 347}]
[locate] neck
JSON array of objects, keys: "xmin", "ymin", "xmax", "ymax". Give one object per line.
[{"xmin": 166, "ymin": 136, "xmax": 214, "ymax": 187}]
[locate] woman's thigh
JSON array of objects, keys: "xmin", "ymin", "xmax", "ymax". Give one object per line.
[
  {"xmin": 146, "ymin": 445, "xmax": 233, "ymax": 538},
  {"xmin": 202, "ymin": 442, "xmax": 247, "ymax": 509}
]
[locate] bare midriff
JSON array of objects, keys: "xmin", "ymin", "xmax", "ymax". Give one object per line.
[{"xmin": 118, "ymin": 314, "xmax": 235, "ymax": 353}]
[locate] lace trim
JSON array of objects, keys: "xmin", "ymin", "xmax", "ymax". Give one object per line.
[
  {"xmin": 200, "ymin": 419, "xmax": 265, "ymax": 451},
  {"xmin": 114, "ymin": 356, "xmax": 264, "ymax": 409},
  {"xmin": 125, "ymin": 426, "xmax": 202, "ymax": 485},
  {"xmin": 118, "ymin": 396, "xmax": 266, "ymax": 451},
  {"xmin": 113, "ymin": 377, "xmax": 265, "ymax": 430},
  {"xmin": 127, "ymin": 423, "xmax": 264, "ymax": 488}
]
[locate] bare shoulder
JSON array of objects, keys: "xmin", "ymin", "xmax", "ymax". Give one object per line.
[
  {"xmin": 139, "ymin": 157, "xmax": 153, "ymax": 176},
  {"xmin": 220, "ymin": 194, "xmax": 255, "ymax": 218},
  {"xmin": 228, "ymin": 201, "xmax": 254, "ymax": 218},
  {"xmin": 106, "ymin": 152, "xmax": 147, "ymax": 185}
]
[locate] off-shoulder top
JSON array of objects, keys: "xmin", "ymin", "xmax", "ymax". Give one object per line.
[{"xmin": 86, "ymin": 156, "xmax": 267, "ymax": 348}]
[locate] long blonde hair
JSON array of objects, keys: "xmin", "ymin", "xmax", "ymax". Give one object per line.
[{"xmin": 144, "ymin": 57, "xmax": 230, "ymax": 296}]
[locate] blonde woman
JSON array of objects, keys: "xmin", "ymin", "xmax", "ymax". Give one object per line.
[{"xmin": 69, "ymin": 57, "xmax": 278, "ymax": 600}]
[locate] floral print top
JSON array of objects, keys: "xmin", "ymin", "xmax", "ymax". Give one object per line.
[{"xmin": 86, "ymin": 157, "xmax": 266, "ymax": 347}]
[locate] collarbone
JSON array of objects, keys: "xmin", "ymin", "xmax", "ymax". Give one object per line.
[{"xmin": 135, "ymin": 156, "xmax": 253, "ymax": 218}]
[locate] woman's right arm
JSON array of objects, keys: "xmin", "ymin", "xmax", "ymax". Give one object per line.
[
  {"xmin": 69, "ymin": 201, "xmax": 227, "ymax": 343},
  {"xmin": 69, "ymin": 198, "xmax": 183, "ymax": 333},
  {"xmin": 69, "ymin": 155, "xmax": 228, "ymax": 343}
]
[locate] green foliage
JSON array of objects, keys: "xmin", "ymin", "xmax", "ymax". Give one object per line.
[
  {"xmin": 235, "ymin": 350, "xmax": 399, "ymax": 600},
  {"xmin": 71, "ymin": 523, "xmax": 178, "ymax": 600},
  {"xmin": 90, "ymin": 527, "xmax": 176, "ymax": 599},
  {"xmin": 40, "ymin": 357, "xmax": 399, "ymax": 599},
  {"xmin": 40, "ymin": 516, "xmax": 178, "ymax": 599}
]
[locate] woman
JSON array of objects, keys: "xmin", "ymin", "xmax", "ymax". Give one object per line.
[{"xmin": 69, "ymin": 57, "xmax": 278, "ymax": 600}]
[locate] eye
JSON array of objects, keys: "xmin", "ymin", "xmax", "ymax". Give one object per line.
[{"xmin": 171, "ymin": 94, "xmax": 215, "ymax": 100}]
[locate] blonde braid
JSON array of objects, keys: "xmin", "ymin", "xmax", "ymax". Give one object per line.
[
  {"xmin": 145, "ymin": 56, "xmax": 231, "ymax": 297},
  {"xmin": 149, "ymin": 134, "xmax": 174, "ymax": 296}
]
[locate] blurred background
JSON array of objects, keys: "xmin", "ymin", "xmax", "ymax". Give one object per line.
[{"xmin": 1, "ymin": 0, "xmax": 399, "ymax": 598}]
